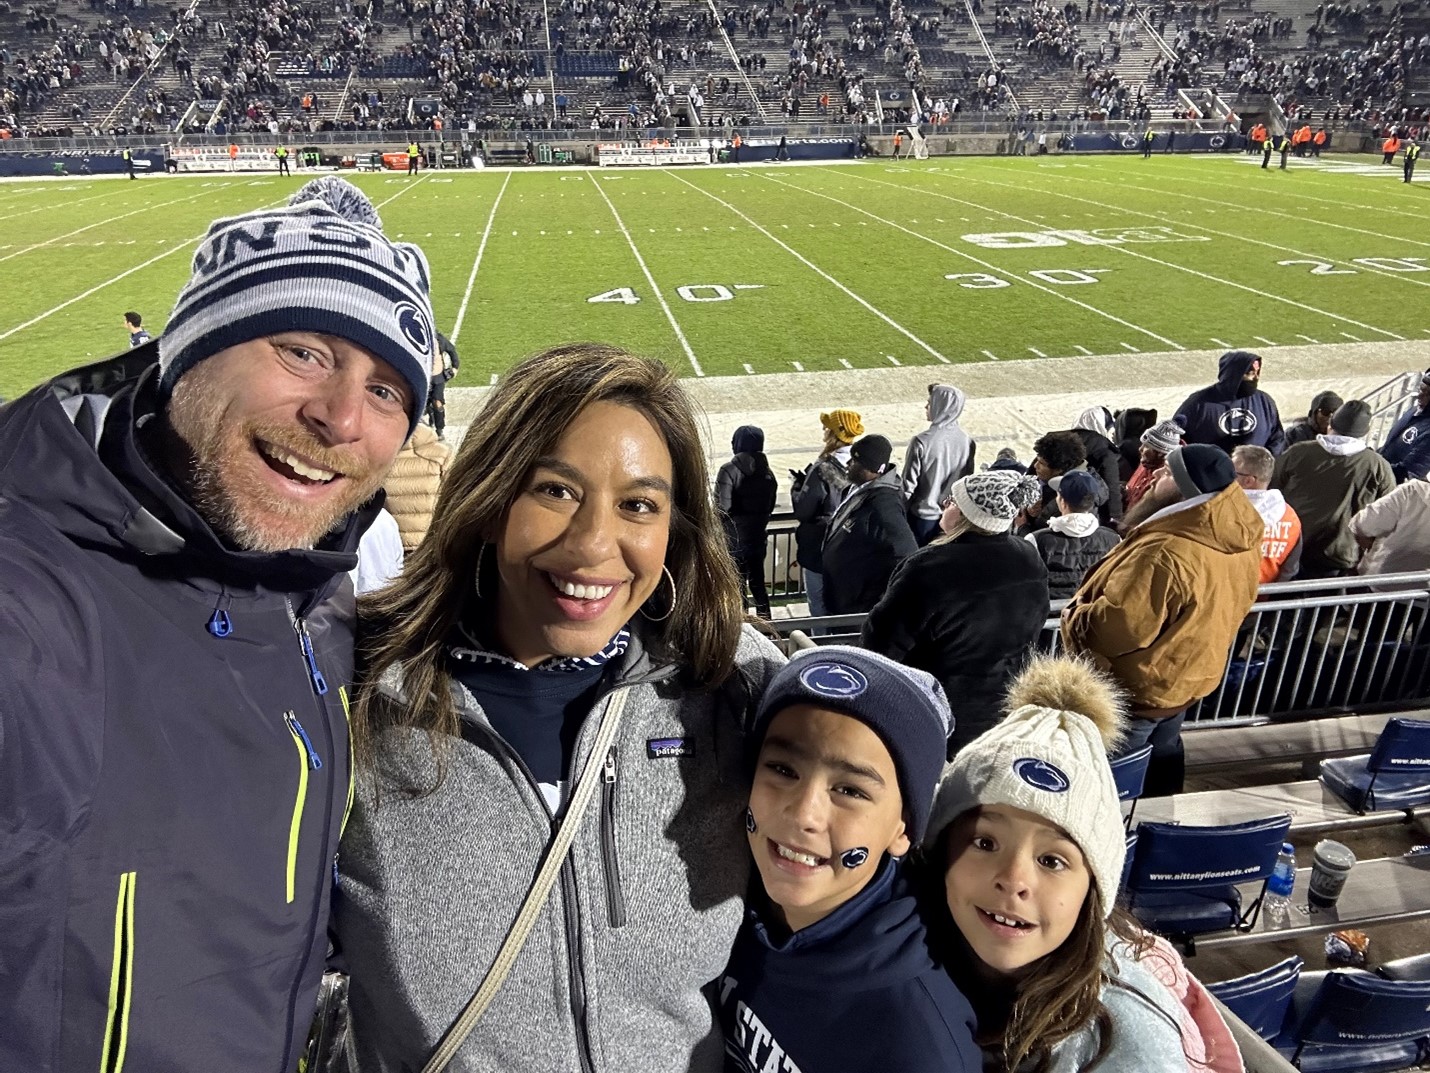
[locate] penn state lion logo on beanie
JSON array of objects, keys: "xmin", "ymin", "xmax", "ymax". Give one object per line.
[
  {"xmin": 158, "ymin": 176, "xmax": 436, "ymax": 435},
  {"xmin": 926, "ymin": 655, "xmax": 1130, "ymax": 916}
]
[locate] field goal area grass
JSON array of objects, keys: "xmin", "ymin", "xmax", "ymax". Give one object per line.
[{"xmin": 0, "ymin": 152, "xmax": 1426, "ymax": 399}]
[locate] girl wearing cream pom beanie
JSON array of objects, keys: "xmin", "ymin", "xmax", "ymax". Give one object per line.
[{"xmin": 923, "ymin": 655, "xmax": 1243, "ymax": 1073}]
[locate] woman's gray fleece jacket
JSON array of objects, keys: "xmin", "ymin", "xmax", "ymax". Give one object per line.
[{"xmin": 335, "ymin": 625, "xmax": 786, "ymax": 1073}]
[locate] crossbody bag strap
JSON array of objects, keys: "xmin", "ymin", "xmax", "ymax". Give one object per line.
[{"xmin": 420, "ymin": 687, "xmax": 632, "ymax": 1073}]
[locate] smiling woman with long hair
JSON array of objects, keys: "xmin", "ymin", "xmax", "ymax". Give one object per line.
[{"xmin": 336, "ymin": 343, "xmax": 785, "ymax": 1073}]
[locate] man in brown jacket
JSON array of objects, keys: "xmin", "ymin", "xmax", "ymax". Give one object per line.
[{"xmin": 1062, "ymin": 444, "xmax": 1263, "ymax": 795}]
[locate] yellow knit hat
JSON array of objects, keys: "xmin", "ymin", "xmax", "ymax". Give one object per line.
[{"xmin": 820, "ymin": 409, "xmax": 865, "ymax": 444}]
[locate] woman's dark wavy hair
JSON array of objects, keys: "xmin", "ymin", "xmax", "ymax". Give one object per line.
[{"xmin": 351, "ymin": 343, "xmax": 746, "ymax": 791}]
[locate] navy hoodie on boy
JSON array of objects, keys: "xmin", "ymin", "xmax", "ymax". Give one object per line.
[
  {"xmin": 1174, "ymin": 351, "xmax": 1286, "ymax": 455},
  {"xmin": 718, "ymin": 856, "xmax": 980, "ymax": 1073}
]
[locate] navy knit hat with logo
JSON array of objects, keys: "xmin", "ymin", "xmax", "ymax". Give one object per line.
[
  {"xmin": 158, "ymin": 176, "xmax": 436, "ymax": 435},
  {"xmin": 749, "ymin": 646, "xmax": 953, "ymax": 841}
]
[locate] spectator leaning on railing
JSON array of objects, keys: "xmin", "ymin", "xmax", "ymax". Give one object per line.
[{"xmin": 1061, "ymin": 444, "xmax": 1263, "ymax": 796}]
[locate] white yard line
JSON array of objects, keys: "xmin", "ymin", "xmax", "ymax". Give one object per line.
[
  {"xmin": 1297, "ymin": 334, "xmax": 1321, "ymax": 343},
  {"xmin": 1028, "ymin": 346, "xmax": 1047, "ymax": 357},
  {"xmin": 373, "ymin": 173, "xmax": 430, "ymax": 210},
  {"xmin": 667, "ymin": 170, "xmax": 951, "ymax": 364},
  {"xmin": 1211, "ymin": 337, "xmax": 1232, "ymax": 347},
  {"xmin": 0, "ymin": 184, "xmax": 236, "ymax": 265},
  {"xmin": 859, "ymin": 170, "xmax": 1405, "ymax": 340},
  {"xmin": 992, "ymin": 166, "xmax": 1430, "ymax": 283},
  {"xmin": 761, "ymin": 171, "xmax": 1186, "ymax": 352},
  {"xmin": 1254, "ymin": 336, "xmax": 1278, "ymax": 346},
  {"xmin": 0, "ymin": 192, "xmax": 292, "ymax": 344},
  {"xmin": 589, "ymin": 170, "xmax": 704, "ymax": 377},
  {"xmin": 452, "ymin": 171, "xmax": 511, "ymax": 344},
  {"xmin": 1116, "ymin": 164, "xmax": 1428, "ymax": 222},
  {"xmin": 0, "ymin": 183, "xmax": 136, "ymax": 223}
]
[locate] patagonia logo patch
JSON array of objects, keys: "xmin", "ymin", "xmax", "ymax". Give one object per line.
[{"xmin": 647, "ymin": 737, "xmax": 694, "ymax": 760}]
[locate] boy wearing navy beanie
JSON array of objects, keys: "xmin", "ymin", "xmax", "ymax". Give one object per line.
[{"xmin": 718, "ymin": 646, "xmax": 980, "ymax": 1073}]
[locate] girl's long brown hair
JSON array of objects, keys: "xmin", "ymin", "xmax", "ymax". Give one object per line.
[
  {"xmin": 352, "ymin": 343, "xmax": 747, "ymax": 790},
  {"xmin": 922, "ymin": 831, "xmax": 1157, "ymax": 1073}
]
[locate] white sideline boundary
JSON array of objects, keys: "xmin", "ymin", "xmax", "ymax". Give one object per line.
[
  {"xmin": 587, "ymin": 169, "xmax": 704, "ymax": 377},
  {"xmin": 755, "ymin": 171, "xmax": 1187, "ymax": 352},
  {"xmin": 859, "ymin": 169, "xmax": 1406, "ymax": 340},
  {"xmin": 665, "ymin": 170, "xmax": 953, "ymax": 364},
  {"xmin": 451, "ymin": 170, "xmax": 510, "ymax": 344}
]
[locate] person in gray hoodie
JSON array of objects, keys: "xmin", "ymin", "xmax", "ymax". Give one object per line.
[
  {"xmin": 337, "ymin": 344, "xmax": 786, "ymax": 1073},
  {"xmin": 903, "ymin": 383, "xmax": 977, "ymax": 545}
]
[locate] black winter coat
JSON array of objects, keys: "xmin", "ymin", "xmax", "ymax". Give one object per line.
[
  {"xmin": 861, "ymin": 532, "xmax": 1050, "ymax": 754},
  {"xmin": 791, "ymin": 454, "xmax": 850, "ymax": 573},
  {"xmin": 1072, "ymin": 428, "xmax": 1125, "ymax": 524},
  {"xmin": 0, "ymin": 352, "xmax": 365, "ymax": 1073},
  {"xmin": 716, "ymin": 452, "xmax": 778, "ymax": 556},
  {"xmin": 821, "ymin": 472, "xmax": 918, "ymax": 615}
]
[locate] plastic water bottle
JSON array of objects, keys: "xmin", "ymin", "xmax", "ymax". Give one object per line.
[{"xmin": 1264, "ymin": 843, "xmax": 1296, "ymax": 925}]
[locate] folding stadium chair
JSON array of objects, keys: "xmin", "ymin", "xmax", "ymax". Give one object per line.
[
  {"xmin": 1319, "ymin": 717, "xmax": 1430, "ymax": 814},
  {"xmin": 1118, "ymin": 831, "xmax": 1137, "ymax": 903},
  {"xmin": 1376, "ymin": 952, "xmax": 1430, "ymax": 982},
  {"xmin": 1123, "ymin": 815, "xmax": 1292, "ymax": 941},
  {"xmin": 1206, "ymin": 956, "xmax": 1302, "ymax": 1041},
  {"xmin": 1273, "ymin": 969, "xmax": 1430, "ymax": 1072},
  {"xmin": 1110, "ymin": 745, "xmax": 1152, "ymax": 829}
]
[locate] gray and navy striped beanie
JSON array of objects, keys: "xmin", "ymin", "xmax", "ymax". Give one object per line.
[{"xmin": 158, "ymin": 177, "xmax": 436, "ymax": 434}]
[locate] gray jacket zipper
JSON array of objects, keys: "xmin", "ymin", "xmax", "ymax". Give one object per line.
[
  {"xmin": 456, "ymin": 702, "xmax": 599, "ymax": 1073},
  {"xmin": 600, "ymin": 748, "xmax": 627, "ymax": 929}
]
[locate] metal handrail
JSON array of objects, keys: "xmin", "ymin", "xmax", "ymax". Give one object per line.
[{"xmin": 771, "ymin": 573, "xmax": 1430, "ymax": 723}]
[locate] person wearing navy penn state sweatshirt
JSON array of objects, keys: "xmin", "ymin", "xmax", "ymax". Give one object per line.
[
  {"xmin": 1174, "ymin": 350, "xmax": 1287, "ymax": 456},
  {"xmin": 718, "ymin": 647, "xmax": 980, "ymax": 1073}
]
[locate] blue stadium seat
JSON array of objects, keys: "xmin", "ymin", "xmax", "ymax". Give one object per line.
[
  {"xmin": 1320, "ymin": 718, "xmax": 1430, "ymax": 813},
  {"xmin": 1273, "ymin": 969, "xmax": 1430, "ymax": 1071},
  {"xmin": 1206, "ymin": 956, "xmax": 1302, "ymax": 1040},
  {"xmin": 1109, "ymin": 744, "xmax": 1151, "ymax": 828},
  {"xmin": 1124, "ymin": 815, "xmax": 1291, "ymax": 936}
]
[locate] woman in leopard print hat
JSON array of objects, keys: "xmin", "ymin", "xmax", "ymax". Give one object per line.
[{"xmin": 862, "ymin": 470, "xmax": 1051, "ymax": 755}]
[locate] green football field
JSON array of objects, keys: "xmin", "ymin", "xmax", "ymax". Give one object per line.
[{"xmin": 1, "ymin": 153, "xmax": 1427, "ymax": 400}]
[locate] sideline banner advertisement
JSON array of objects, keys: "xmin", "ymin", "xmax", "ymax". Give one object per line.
[
  {"xmin": 0, "ymin": 150, "xmax": 166, "ymax": 176},
  {"xmin": 1064, "ymin": 131, "xmax": 1246, "ymax": 153}
]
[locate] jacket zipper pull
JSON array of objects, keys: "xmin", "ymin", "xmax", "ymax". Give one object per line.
[
  {"xmin": 296, "ymin": 620, "xmax": 330, "ymax": 696},
  {"xmin": 286, "ymin": 712, "xmax": 324, "ymax": 770},
  {"xmin": 207, "ymin": 594, "xmax": 233, "ymax": 638},
  {"xmin": 603, "ymin": 750, "xmax": 617, "ymax": 785}
]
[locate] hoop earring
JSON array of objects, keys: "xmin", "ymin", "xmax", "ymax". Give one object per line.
[
  {"xmin": 472, "ymin": 542, "xmax": 490, "ymax": 600},
  {"xmin": 640, "ymin": 565, "xmax": 677, "ymax": 622}
]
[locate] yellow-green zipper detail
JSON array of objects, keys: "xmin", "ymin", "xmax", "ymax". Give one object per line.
[
  {"xmin": 284, "ymin": 711, "xmax": 313, "ymax": 904},
  {"xmin": 337, "ymin": 686, "xmax": 354, "ymax": 839},
  {"xmin": 100, "ymin": 871, "xmax": 136, "ymax": 1073}
]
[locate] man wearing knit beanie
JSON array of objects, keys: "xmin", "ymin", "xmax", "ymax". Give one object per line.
[
  {"xmin": 0, "ymin": 177, "xmax": 436, "ymax": 1070},
  {"xmin": 1273, "ymin": 399, "xmax": 1395, "ymax": 578},
  {"xmin": 1123, "ymin": 419, "xmax": 1183, "ymax": 516},
  {"xmin": 791, "ymin": 408, "xmax": 865, "ymax": 617},
  {"xmin": 1062, "ymin": 442, "xmax": 1264, "ymax": 794}
]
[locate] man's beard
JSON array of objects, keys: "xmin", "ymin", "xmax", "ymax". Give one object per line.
[
  {"xmin": 1236, "ymin": 377, "xmax": 1260, "ymax": 399},
  {"xmin": 167, "ymin": 368, "xmax": 385, "ymax": 553}
]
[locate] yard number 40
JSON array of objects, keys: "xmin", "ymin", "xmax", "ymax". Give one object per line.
[{"xmin": 588, "ymin": 284, "xmax": 760, "ymax": 304}]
